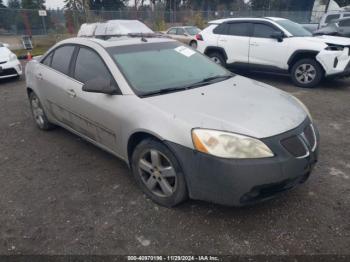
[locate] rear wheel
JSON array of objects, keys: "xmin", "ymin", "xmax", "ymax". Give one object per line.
[
  {"xmin": 29, "ymin": 92, "xmax": 55, "ymax": 130},
  {"xmin": 291, "ymin": 58, "xmax": 323, "ymax": 88},
  {"xmin": 131, "ymin": 139, "xmax": 188, "ymax": 207},
  {"xmin": 189, "ymin": 40, "xmax": 197, "ymax": 49},
  {"xmin": 207, "ymin": 52, "xmax": 226, "ymax": 67}
]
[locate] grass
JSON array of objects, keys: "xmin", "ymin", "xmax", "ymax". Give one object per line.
[{"xmin": 13, "ymin": 46, "xmax": 50, "ymax": 59}]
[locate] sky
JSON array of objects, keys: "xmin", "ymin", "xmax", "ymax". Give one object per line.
[{"xmin": 46, "ymin": 0, "xmax": 65, "ymax": 9}]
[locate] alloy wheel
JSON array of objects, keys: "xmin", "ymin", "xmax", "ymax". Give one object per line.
[
  {"xmin": 210, "ymin": 56, "xmax": 222, "ymax": 64},
  {"xmin": 295, "ymin": 64, "xmax": 316, "ymax": 84},
  {"xmin": 138, "ymin": 149, "xmax": 177, "ymax": 198},
  {"xmin": 31, "ymin": 96, "xmax": 45, "ymax": 128}
]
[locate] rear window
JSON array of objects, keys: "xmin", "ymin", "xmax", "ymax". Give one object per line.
[
  {"xmin": 51, "ymin": 45, "xmax": 75, "ymax": 75},
  {"xmin": 226, "ymin": 23, "xmax": 250, "ymax": 37},
  {"xmin": 213, "ymin": 23, "xmax": 227, "ymax": 34}
]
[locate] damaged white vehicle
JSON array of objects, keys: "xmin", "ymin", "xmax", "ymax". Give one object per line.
[{"xmin": 196, "ymin": 17, "xmax": 350, "ymax": 88}]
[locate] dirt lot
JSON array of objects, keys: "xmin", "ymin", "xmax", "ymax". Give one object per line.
[{"xmin": 0, "ymin": 68, "xmax": 349, "ymax": 256}]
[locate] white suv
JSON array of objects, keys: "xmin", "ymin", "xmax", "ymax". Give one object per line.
[{"xmin": 197, "ymin": 17, "xmax": 350, "ymax": 87}]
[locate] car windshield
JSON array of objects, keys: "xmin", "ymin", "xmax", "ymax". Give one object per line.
[
  {"xmin": 275, "ymin": 19, "xmax": 312, "ymax": 37},
  {"xmin": 185, "ymin": 27, "xmax": 200, "ymax": 35},
  {"xmin": 108, "ymin": 42, "xmax": 233, "ymax": 97}
]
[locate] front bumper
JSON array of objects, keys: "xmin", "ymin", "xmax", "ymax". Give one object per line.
[
  {"xmin": 0, "ymin": 59, "xmax": 22, "ymax": 79},
  {"xmin": 165, "ymin": 118, "xmax": 319, "ymax": 206},
  {"xmin": 316, "ymin": 48, "xmax": 350, "ymax": 77}
]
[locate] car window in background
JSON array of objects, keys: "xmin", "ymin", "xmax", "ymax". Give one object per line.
[
  {"xmin": 213, "ymin": 23, "xmax": 228, "ymax": 34},
  {"xmin": 177, "ymin": 28, "xmax": 185, "ymax": 35},
  {"xmin": 50, "ymin": 45, "xmax": 75, "ymax": 75},
  {"xmin": 339, "ymin": 19, "xmax": 350, "ymax": 27},
  {"xmin": 325, "ymin": 14, "xmax": 340, "ymax": 23},
  {"xmin": 74, "ymin": 47, "xmax": 113, "ymax": 84},
  {"xmin": 344, "ymin": 14, "xmax": 350, "ymax": 17},
  {"xmin": 227, "ymin": 23, "xmax": 250, "ymax": 36},
  {"xmin": 42, "ymin": 52, "xmax": 54, "ymax": 67},
  {"xmin": 185, "ymin": 27, "xmax": 200, "ymax": 35},
  {"xmin": 275, "ymin": 19, "xmax": 312, "ymax": 37},
  {"xmin": 253, "ymin": 23, "xmax": 278, "ymax": 38},
  {"xmin": 168, "ymin": 28, "xmax": 177, "ymax": 34},
  {"xmin": 109, "ymin": 43, "xmax": 232, "ymax": 96}
]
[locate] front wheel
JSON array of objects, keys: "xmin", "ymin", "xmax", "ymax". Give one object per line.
[
  {"xmin": 189, "ymin": 40, "xmax": 197, "ymax": 49},
  {"xmin": 131, "ymin": 139, "xmax": 188, "ymax": 207},
  {"xmin": 291, "ymin": 59, "xmax": 324, "ymax": 88}
]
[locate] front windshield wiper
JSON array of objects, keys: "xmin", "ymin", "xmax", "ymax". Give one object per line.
[{"xmin": 140, "ymin": 74, "xmax": 233, "ymax": 98}]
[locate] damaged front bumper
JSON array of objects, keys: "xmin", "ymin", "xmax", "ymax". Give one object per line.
[{"xmin": 316, "ymin": 47, "xmax": 350, "ymax": 77}]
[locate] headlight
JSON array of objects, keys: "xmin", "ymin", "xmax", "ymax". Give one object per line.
[
  {"xmin": 325, "ymin": 44, "xmax": 344, "ymax": 51},
  {"xmin": 9, "ymin": 53, "xmax": 17, "ymax": 61},
  {"xmin": 292, "ymin": 96, "xmax": 313, "ymax": 122},
  {"xmin": 192, "ymin": 129, "xmax": 274, "ymax": 159}
]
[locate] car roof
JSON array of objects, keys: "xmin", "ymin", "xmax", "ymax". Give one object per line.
[
  {"xmin": 208, "ymin": 17, "xmax": 286, "ymax": 24},
  {"xmin": 59, "ymin": 36, "xmax": 176, "ymax": 49}
]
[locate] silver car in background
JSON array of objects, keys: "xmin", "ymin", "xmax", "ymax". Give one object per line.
[{"xmin": 25, "ymin": 35, "xmax": 319, "ymax": 207}]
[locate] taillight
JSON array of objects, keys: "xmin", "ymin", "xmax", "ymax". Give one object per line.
[{"xmin": 196, "ymin": 34, "xmax": 203, "ymax": 41}]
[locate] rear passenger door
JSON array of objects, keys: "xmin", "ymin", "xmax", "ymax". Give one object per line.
[
  {"xmin": 37, "ymin": 45, "xmax": 77, "ymax": 125},
  {"xmin": 249, "ymin": 22, "xmax": 289, "ymax": 70},
  {"xmin": 217, "ymin": 22, "xmax": 251, "ymax": 64}
]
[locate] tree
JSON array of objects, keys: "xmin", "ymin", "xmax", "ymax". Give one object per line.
[
  {"xmin": 7, "ymin": 0, "xmax": 21, "ymax": 9},
  {"xmin": 21, "ymin": 0, "xmax": 46, "ymax": 9},
  {"xmin": 0, "ymin": 0, "xmax": 6, "ymax": 8}
]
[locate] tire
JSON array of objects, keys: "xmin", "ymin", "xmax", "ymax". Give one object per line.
[
  {"xmin": 207, "ymin": 52, "xmax": 226, "ymax": 67},
  {"xmin": 189, "ymin": 40, "xmax": 197, "ymax": 49},
  {"xmin": 291, "ymin": 58, "xmax": 324, "ymax": 88},
  {"xmin": 131, "ymin": 139, "xmax": 188, "ymax": 207},
  {"xmin": 29, "ymin": 92, "xmax": 55, "ymax": 130}
]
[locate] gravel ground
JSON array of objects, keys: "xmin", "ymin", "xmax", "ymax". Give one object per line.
[{"xmin": 0, "ymin": 68, "xmax": 349, "ymax": 256}]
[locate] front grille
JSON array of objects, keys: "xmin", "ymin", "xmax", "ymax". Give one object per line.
[
  {"xmin": 0, "ymin": 68, "xmax": 17, "ymax": 77},
  {"xmin": 281, "ymin": 135, "xmax": 307, "ymax": 157},
  {"xmin": 281, "ymin": 123, "xmax": 317, "ymax": 158}
]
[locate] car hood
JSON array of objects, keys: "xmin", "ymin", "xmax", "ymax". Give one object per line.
[
  {"xmin": 144, "ymin": 76, "xmax": 307, "ymax": 139},
  {"xmin": 301, "ymin": 35, "xmax": 350, "ymax": 46},
  {"xmin": 0, "ymin": 47, "xmax": 11, "ymax": 62}
]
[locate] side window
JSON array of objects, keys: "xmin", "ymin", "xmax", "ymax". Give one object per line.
[
  {"xmin": 42, "ymin": 51, "xmax": 54, "ymax": 67},
  {"xmin": 74, "ymin": 47, "xmax": 113, "ymax": 85},
  {"xmin": 252, "ymin": 23, "xmax": 279, "ymax": 38},
  {"xmin": 213, "ymin": 23, "xmax": 228, "ymax": 35},
  {"xmin": 339, "ymin": 19, "xmax": 350, "ymax": 27},
  {"xmin": 343, "ymin": 14, "xmax": 350, "ymax": 17},
  {"xmin": 226, "ymin": 23, "xmax": 250, "ymax": 37},
  {"xmin": 168, "ymin": 28, "xmax": 177, "ymax": 34},
  {"xmin": 51, "ymin": 45, "xmax": 75, "ymax": 75},
  {"xmin": 325, "ymin": 14, "xmax": 340, "ymax": 23},
  {"xmin": 177, "ymin": 28, "xmax": 185, "ymax": 35}
]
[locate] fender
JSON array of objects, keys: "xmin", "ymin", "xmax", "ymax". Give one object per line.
[
  {"xmin": 287, "ymin": 50, "xmax": 320, "ymax": 68},
  {"xmin": 204, "ymin": 46, "xmax": 228, "ymax": 61}
]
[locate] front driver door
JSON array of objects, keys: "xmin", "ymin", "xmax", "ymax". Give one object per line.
[
  {"xmin": 64, "ymin": 46, "xmax": 121, "ymax": 154},
  {"xmin": 249, "ymin": 22, "xmax": 289, "ymax": 70}
]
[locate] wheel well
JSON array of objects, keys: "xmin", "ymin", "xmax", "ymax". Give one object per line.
[
  {"xmin": 127, "ymin": 132, "xmax": 162, "ymax": 165},
  {"xmin": 288, "ymin": 51, "xmax": 319, "ymax": 71},
  {"xmin": 26, "ymin": 87, "xmax": 34, "ymax": 97},
  {"xmin": 204, "ymin": 47, "xmax": 227, "ymax": 61}
]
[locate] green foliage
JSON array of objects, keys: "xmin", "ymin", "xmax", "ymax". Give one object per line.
[
  {"xmin": 154, "ymin": 18, "xmax": 166, "ymax": 31},
  {"xmin": 21, "ymin": 0, "xmax": 46, "ymax": 9},
  {"xmin": 7, "ymin": 0, "xmax": 21, "ymax": 8},
  {"xmin": 192, "ymin": 12, "xmax": 206, "ymax": 29}
]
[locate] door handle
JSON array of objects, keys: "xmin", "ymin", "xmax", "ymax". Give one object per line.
[
  {"xmin": 250, "ymin": 43, "xmax": 259, "ymax": 46},
  {"xmin": 219, "ymin": 39, "xmax": 227, "ymax": 42},
  {"xmin": 36, "ymin": 73, "xmax": 43, "ymax": 80},
  {"xmin": 66, "ymin": 89, "xmax": 76, "ymax": 98}
]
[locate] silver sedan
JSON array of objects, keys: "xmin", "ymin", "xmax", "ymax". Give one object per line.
[{"xmin": 25, "ymin": 37, "xmax": 319, "ymax": 207}]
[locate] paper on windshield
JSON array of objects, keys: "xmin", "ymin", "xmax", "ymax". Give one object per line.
[{"xmin": 174, "ymin": 46, "xmax": 196, "ymax": 57}]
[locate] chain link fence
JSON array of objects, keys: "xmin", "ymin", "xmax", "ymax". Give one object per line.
[{"xmin": 0, "ymin": 7, "xmax": 328, "ymax": 51}]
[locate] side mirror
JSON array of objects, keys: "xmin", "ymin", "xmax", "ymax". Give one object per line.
[
  {"xmin": 82, "ymin": 77, "xmax": 120, "ymax": 95},
  {"xmin": 271, "ymin": 31, "xmax": 284, "ymax": 42}
]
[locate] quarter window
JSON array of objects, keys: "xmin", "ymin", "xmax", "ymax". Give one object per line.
[
  {"xmin": 253, "ymin": 23, "xmax": 279, "ymax": 38},
  {"xmin": 42, "ymin": 52, "xmax": 54, "ymax": 66},
  {"xmin": 213, "ymin": 23, "xmax": 228, "ymax": 34},
  {"xmin": 74, "ymin": 47, "xmax": 113, "ymax": 85},
  {"xmin": 168, "ymin": 28, "xmax": 177, "ymax": 34},
  {"xmin": 226, "ymin": 23, "xmax": 250, "ymax": 37},
  {"xmin": 50, "ymin": 45, "xmax": 75, "ymax": 75}
]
